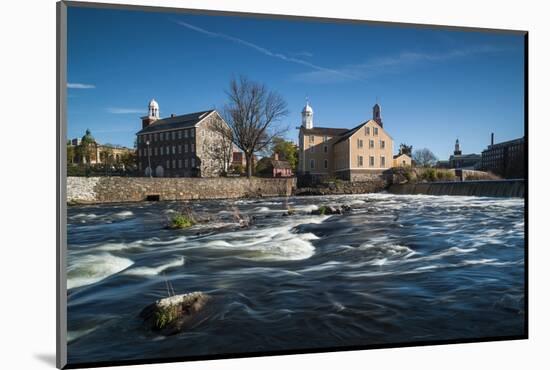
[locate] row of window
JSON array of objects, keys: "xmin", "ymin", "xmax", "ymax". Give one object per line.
[
  {"xmin": 139, "ymin": 129, "xmax": 195, "ymax": 143},
  {"xmin": 138, "ymin": 158, "xmax": 196, "ymax": 170},
  {"xmin": 357, "ymin": 139, "xmax": 385, "ymax": 149},
  {"xmin": 357, "ymin": 155, "xmax": 385, "ymax": 167},
  {"xmin": 138, "ymin": 144, "xmax": 195, "ymax": 157}
]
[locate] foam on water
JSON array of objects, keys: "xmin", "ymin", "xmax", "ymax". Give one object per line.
[
  {"xmin": 124, "ymin": 256, "xmax": 185, "ymax": 276},
  {"xmin": 67, "ymin": 253, "xmax": 134, "ymax": 289}
]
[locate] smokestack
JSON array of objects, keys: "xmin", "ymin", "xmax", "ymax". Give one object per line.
[{"xmin": 491, "ymin": 132, "xmax": 494, "ymax": 146}]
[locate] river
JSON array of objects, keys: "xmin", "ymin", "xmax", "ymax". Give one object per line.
[{"xmin": 66, "ymin": 193, "xmax": 525, "ymax": 365}]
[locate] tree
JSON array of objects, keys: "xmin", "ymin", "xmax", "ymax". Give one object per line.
[
  {"xmin": 413, "ymin": 148, "xmax": 438, "ymax": 167},
  {"xmin": 205, "ymin": 115, "xmax": 235, "ymax": 175},
  {"xmin": 398, "ymin": 143, "xmax": 413, "ymax": 156},
  {"xmin": 220, "ymin": 76, "xmax": 289, "ymax": 178},
  {"xmin": 67, "ymin": 142, "xmax": 75, "ymax": 164},
  {"xmin": 271, "ymin": 137, "xmax": 298, "ymax": 171}
]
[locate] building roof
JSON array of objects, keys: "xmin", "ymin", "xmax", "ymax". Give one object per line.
[
  {"xmin": 450, "ymin": 153, "xmax": 481, "ymax": 160},
  {"xmin": 393, "ymin": 153, "xmax": 411, "ymax": 159},
  {"xmin": 272, "ymin": 160, "xmax": 292, "ymax": 169},
  {"xmin": 300, "ymin": 127, "xmax": 349, "ymax": 136},
  {"xmin": 483, "ymin": 136, "xmax": 525, "ymax": 151},
  {"xmin": 136, "ymin": 109, "xmax": 214, "ymax": 135},
  {"xmin": 333, "ymin": 121, "xmax": 370, "ymax": 144}
]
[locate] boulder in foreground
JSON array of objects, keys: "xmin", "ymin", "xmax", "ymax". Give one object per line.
[{"xmin": 139, "ymin": 292, "xmax": 210, "ymax": 335}]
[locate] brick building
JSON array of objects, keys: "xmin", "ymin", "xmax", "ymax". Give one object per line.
[{"xmin": 481, "ymin": 134, "xmax": 525, "ymax": 178}]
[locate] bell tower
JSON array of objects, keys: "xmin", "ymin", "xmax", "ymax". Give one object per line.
[
  {"xmin": 301, "ymin": 99, "xmax": 313, "ymax": 129},
  {"xmin": 373, "ymin": 103, "xmax": 383, "ymax": 127},
  {"xmin": 141, "ymin": 98, "xmax": 160, "ymax": 128},
  {"xmin": 454, "ymin": 138, "xmax": 462, "ymax": 156}
]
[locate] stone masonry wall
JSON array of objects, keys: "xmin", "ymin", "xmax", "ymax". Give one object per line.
[{"xmin": 67, "ymin": 177, "xmax": 296, "ymax": 204}]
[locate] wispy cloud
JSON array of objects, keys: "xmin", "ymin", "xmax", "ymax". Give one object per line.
[
  {"xmin": 173, "ymin": 20, "xmax": 352, "ymax": 79},
  {"xmin": 67, "ymin": 82, "xmax": 96, "ymax": 89},
  {"xmin": 294, "ymin": 45, "xmax": 508, "ymax": 84},
  {"xmin": 107, "ymin": 107, "xmax": 145, "ymax": 114}
]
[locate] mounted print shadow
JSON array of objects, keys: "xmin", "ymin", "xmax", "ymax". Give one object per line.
[{"xmin": 57, "ymin": 1, "xmax": 527, "ymax": 368}]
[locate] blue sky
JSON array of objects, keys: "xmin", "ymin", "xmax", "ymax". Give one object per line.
[{"xmin": 67, "ymin": 6, "xmax": 525, "ymax": 159}]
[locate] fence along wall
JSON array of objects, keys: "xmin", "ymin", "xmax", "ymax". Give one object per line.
[
  {"xmin": 387, "ymin": 180, "xmax": 524, "ymax": 198},
  {"xmin": 67, "ymin": 177, "xmax": 296, "ymax": 204}
]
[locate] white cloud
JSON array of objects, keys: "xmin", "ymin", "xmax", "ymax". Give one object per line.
[
  {"xmin": 294, "ymin": 45, "xmax": 508, "ymax": 84},
  {"xmin": 67, "ymin": 82, "xmax": 95, "ymax": 89},
  {"xmin": 107, "ymin": 108, "xmax": 145, "ymax": 114},
  {"xmin": 174, "ymin": 20, "xmax": 352, "ymax": 80}
]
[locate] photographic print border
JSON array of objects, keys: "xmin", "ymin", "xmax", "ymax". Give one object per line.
[{"xmin": 56, "ymin": 1, "xmax": 529, "ymax": 368}]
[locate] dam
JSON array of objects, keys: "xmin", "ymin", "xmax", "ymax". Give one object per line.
[{"xmin": 387, "ymin": 179, "xmax": 525, "ymax": 198}]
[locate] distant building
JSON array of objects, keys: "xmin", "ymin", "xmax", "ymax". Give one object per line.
[
  {"xmin": 256, "ymin": 153, "xmax": 293, "ymax": 177},
  {"xmin": 136, "ymin": 99, "xmax": 231, "ymax": 177},
  {"xmin": 481, "ymin": 133, "xmax": 525, "ymax": 178},
  {"xmin": 68, "ymin": 129, "xmax": 134, "ymax": 165},
  {"xmin": 448, "ymin": 138, "xmax": 481, "ymax": 169},
  {"xmin": 393, "ymin": 153, "xmax": 412, "ymax": 167},
  {"xmin": 298, "ymin": 101, "xmax": 394, "ymax": 181}
]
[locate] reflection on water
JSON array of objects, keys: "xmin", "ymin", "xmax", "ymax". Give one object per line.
[{"xmin": 66, "ymin": 193, "xmax": 525, "ymax": 365}]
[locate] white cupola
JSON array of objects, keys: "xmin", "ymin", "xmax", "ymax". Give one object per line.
[
  {"xmin": 301, "ymin": 100, "xmax": 313, "ymax": 129},
  {"xmin": 148, "ymin": 98, "xmax": 159, "ymax": 119}
]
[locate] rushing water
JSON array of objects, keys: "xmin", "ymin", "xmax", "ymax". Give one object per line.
[{"xmin": 66, "ymin": 193, "xmax": 525, "ymax": 365}]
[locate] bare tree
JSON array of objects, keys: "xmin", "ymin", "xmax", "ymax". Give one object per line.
[
  {"xmin": 413, "ymin": 148, "xmax": 438, "ymax": 167},
  {"xmin": 220, "ymin": 76, "xmax": 289, "ymax": 177}
]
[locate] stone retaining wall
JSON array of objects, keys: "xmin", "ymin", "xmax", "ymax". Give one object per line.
[{"xmin": 67, "ymin": 177, "xmax": 296, "ymax": 204}]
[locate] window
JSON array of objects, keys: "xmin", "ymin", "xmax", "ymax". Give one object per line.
[
  {"xmin": 310, "ymin": 145, "xmax": 315, "ymax": 153},
  {"xmin": 138, "ymin": 149, "xmax": 142, "ymax": 157},
  {"xmin": 191, "ymin": 129, "xmax": 195, "ymax": 138},
  {"xmin": 324, "ymin": 145, "xmax": 328, "ymax": 153},
  {"xmin": 323, "ymin": 135, "xmax": 328, "ymax": 142},
  {"xmin": 172, "ymin": 132, "xmax": 176, "ymax": 140},
  {"xmin": 381, "ymin": 156, "xmax": 386, "ymax": 167},
  {"xmin": 380, "ymin": 140, "xmax": 385, "ymax": 149},
  {"xmin": 191, "ymin": 158, "xmax": 195, "ymax": 167},
  {"xmin": 310, "ymin": 159, "xmax": 315, "ymax": 169},
  {"xmin": 178, "ymin": 159, "xmax": 182, "ymax": 168},
  {"xmin": 309, "ymin": 135, "xmax": 314, "ymax": 143},
  {"xmin": 324, "ymin": 159, "xmax": 328, "ymax": 169},
  {"xmin": 374, "ymin": 127, "xmax": 379, "ymax": 136},
  {"xmin": 177, "ymin": 131, "xmax": 182, "ymax": 139},
  {"xmin": 172, "ymin": 146, "xmax": 176, "ymax": 154},
  {"xmin": 178, "ymin": 145, "xmax": 182, "ymax": 154},
  {"xmin": 365, "ymin": 127, "xmax": 370, "ymax": 135},
  {"xmin": 160, "ymin": 147, "xmax": 163, "ymax": 155},
  {"xmin": 154, "ymin": 147, "xmax": 158, "ymax": 156},
  {"xmin": 160, "ymin": 132, "xmax": 164, "ymax": 141},
  {"xmin": 184, "ymin": 130, "xmax": 188, "ymax": 138},
  {"xmin": 166, "ymin": 160, "xmax": 170, "ymax": 169},
  {"xmin": 172, "ymin": 159, "xmax": 176, "ymax": 168},
  {"xmin": 155, "ymin": 133, "xmax": 159, "ymax": 142},
  {"xmin": 184, "ymin": 158, "xmax": 188, "ymax": 168},
  {"xmin": 369, "ymin": 140, "xmax": 374, "ymax": 148},
  {"xmin": 358, "ymin": 139, "xmax": 363, "ymax": 148},
  {"xmin": 358, "ymin": 155, "xmax": 364, "ymax": 167},
  {"xmin": 184, "ymin": 144, "xmax": 188, "ymax": 153},
  {"xmin": 191, "ymin": 143, "xmax": 195, "ymax": 152},
  {"xmin": 369, "ymin": 156, "xmax": 375, "ymax": 167}
]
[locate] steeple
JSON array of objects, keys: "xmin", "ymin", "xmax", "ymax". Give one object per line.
[
  {"xmin": 301, "ymin": 99, "xmax": 313, "ymax": 129},
  {"xmin": 373, "ymin": 103, "xmax": 383, "ymax": 127},
  {"xmin": 454, "ymin": 138, "xmax": 462, "ymax": 156},
  {"xmin": 142, "ymin": 98, "xmax": 160, "ymax": 129}
]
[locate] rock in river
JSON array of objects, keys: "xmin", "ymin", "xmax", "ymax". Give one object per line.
[{"xmin": 139, "ymin": 291, "xmax": 210, "ymax": 335}]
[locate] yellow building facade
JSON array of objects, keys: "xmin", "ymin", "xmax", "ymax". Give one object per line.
[{"xmin": 298, "ymin": 103, "xmax": 395, "ymax": 181}]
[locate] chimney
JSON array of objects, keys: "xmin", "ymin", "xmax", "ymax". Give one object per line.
[
  {"xmin": 273, "ymin": 152, "xmax": 279, "ymax": 161},
  {"xmin": 491, "ymin": 132, "xmax": 494, "ymax": 146},
  {"xmin": 171, "ymin": 113, "xmax": 176, "ymax": 118}
]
